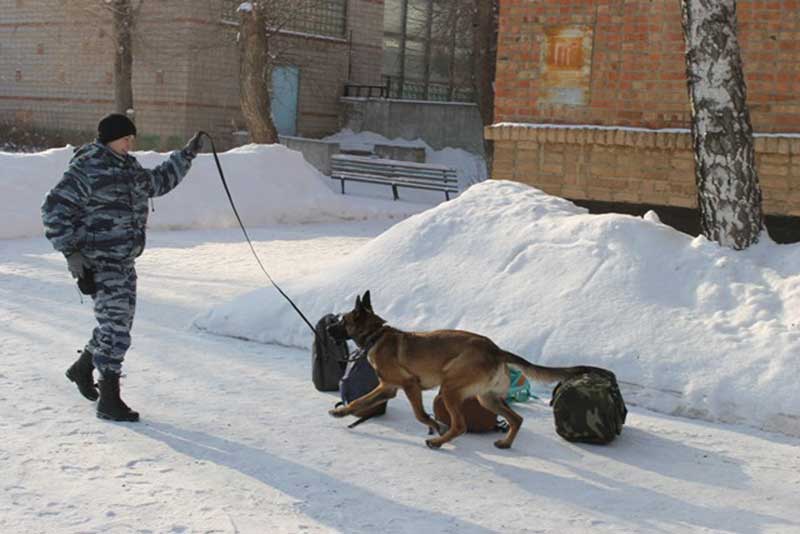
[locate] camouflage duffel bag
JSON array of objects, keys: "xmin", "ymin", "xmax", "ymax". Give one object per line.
[{"xmin": 550, "ymin": 369, "xmax": 627, "ymax": 444}]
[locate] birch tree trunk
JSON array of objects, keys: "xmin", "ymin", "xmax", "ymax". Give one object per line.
[
  {"xmin": 239, "ymin": 2, "xmax": 278, "ymax": 144},
  {"xmin": 111, "ymin": 0, "xmax": 134, "ymax": 114},
  {"xmin": 681, "ymin": 0, "xmax": 763, "ymax": 250}
]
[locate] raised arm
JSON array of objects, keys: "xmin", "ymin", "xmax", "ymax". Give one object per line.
[{"xmin": 139, "ymin": 132, "xmax": 204, "ymax": 198}]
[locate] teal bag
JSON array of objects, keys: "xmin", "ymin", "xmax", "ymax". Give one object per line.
[{"xmin": 506, "ymin": 368, "xmax": 535, "ymax": 403}]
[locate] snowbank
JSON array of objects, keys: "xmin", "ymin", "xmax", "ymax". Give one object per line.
[
  {"xmin": 0, "ymin": 143, "xmax": 423, "ymax": 240},
  {"xmin": 196, "ymin": 180, "xmax": 800, "ymax": 436}
]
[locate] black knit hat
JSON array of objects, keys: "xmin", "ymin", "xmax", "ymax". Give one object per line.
[{"xmin": 97, "ymin": 113, "xmax": 137, "ymax": 144}]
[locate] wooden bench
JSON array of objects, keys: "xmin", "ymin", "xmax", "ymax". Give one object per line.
[{"xmin": 330, "ymin": 154, "xmax": 459, "ymax": 201}]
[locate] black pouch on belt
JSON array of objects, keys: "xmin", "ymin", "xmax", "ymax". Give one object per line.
[{"xmin": 77, "ymin": 269, "xmax": 96, "ymax": 295}]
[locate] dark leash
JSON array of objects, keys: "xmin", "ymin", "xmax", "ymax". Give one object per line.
[{"xmin": 198, "ymin": 131, "xmax": 317, "ymax": 336}]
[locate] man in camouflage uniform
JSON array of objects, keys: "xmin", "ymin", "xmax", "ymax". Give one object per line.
[{"xmin": 41, "ymin": 113, "xmax": 203, "ymax": 422}]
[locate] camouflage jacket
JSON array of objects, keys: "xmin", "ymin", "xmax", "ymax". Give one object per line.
[{"xmin": 41, "ymin": 142, "xmax": 194, "ymax": 263}]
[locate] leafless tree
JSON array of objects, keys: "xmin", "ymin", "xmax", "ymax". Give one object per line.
[
  {"xmin": 77, "ymin": 1, "xmax": 143, "ymax": 114},
  {"xmin": 75, "ymin": 1, "xmax": 143, "ymax": 116},
  {"xmin": 110, "ymin": 0, "xmax": 137, "ymax": 114},
  {"xmin": 227, "ymin": 0, "xmax": 342, "ymax": 143},
  {"xmin": 428, "ymin": 0, "xmax": 497, "ymax": 160},
  {"xmin": 681, "ymin": 0, "xmax": 763, "ymax": 249},
  {"xmin": 238, "ymin": 2, "xmax": 278, "ymax": 143}
]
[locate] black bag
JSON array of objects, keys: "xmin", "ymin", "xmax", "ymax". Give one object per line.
[
  {"xmin": 336, "ymin": 351, "xmax": 387, "ymax": 428},
  {"xmin": 77, "ymin": 269, "xmax": 96, "ymax": 295},
  {"xmin": 311, "ymin": 314, "xmax": 348, "ymax": 391},
  {"xmin": 550, "ymin": 369, "xmax": 627, "ymax": 444}
]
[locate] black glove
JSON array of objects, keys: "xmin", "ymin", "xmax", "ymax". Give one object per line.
[
  {"xmin": 66, "ymin": 252, "xmax": 88, "ymax": 279},
  {"xmin": 183, "ymin": 132, "xmax": 204, "ymax": 158}
]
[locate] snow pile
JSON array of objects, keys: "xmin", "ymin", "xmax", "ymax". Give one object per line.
[
  {"xmin": 0, "ymin": 143, "xmax": 423, "ymax": 240},
  {"xmin": 323, "ymin": 129, "xmax": 488, "ymax": 189},
  {"xmin": 197, "ymin": 180, "xmax": 800, "ymax": 436}
]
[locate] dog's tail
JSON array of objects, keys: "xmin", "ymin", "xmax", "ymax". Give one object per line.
[{"xmin": 500, "ymin": 350, "xmax": 606, "ymax": 384}]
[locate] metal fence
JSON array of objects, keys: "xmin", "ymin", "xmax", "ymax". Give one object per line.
[{"xmin": 221, "ymin": 0, "xmax": 347, "ymax": 39}]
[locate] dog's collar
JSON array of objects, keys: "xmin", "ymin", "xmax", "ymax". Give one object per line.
[
  {"xmin": 343, "ymin": 325, "xmax": 388, "ymax": 363},
  {"xmin": 358, "ymin": 325, "xmax": 388, "ymax": 353}
]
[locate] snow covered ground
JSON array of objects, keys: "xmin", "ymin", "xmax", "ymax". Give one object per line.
[{"xmin": 2, "ymin": 144, "xmax": 799, "ymax": 533}]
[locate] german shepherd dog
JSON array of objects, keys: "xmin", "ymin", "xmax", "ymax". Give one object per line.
[{"xmin": 328, "ymin": 291, "xmax": 603, "ymax": 449}]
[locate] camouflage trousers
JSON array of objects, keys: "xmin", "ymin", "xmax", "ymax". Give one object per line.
[{"xmin": 85, "ymin": 262, "xmax": 137, "ymax": 376}]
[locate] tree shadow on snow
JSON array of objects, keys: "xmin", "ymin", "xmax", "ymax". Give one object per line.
[
  {"xmin": 454, "ymin": 429, "xmax": 788, "ymax": 533},
  {"xmin": 132, "ymin": 420, "xmax": 495, "ymax": 534},
  {"xmin": 341, "ymin": 405, "xmax": 785, "ymax": 532},
  {"xmin": 595, "ymin": 425, "xmax": 750, "ymax": 488}
]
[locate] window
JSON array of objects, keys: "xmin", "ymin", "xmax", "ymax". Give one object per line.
[
  {"xmin": 383, "ymin": 37, "xmax": 402, "ymax": 77},
  {"xmin": 404, "ymin": 0, "xmax": 429, "ymax": 39},
  {"xmin": 382, "ymin": 0, "xmax": 476, "ymax": 102},
  {"xmin": 221, "ymin": 0, "xmax": 347, "ymax": 39},
  {"xmin": 285, "ymin": 0, "xmax": 347, "ymax": 39},
  {"xmin": 429, "ymin": 44, "xmax": 451, "ymax": 84},
  {"xmin": 403, "ymin": 40, "xmax": 426, "ymax": 80},
  {"xmin": 384, "ymin": 0, "xmax": 404, "ymax": 34}
]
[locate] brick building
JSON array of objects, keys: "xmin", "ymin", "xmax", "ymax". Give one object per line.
[
  {"xmin": 485, "ymin": 0, "xmax": 800, "ymax": 235},
  {"xmin": 0, "ymin": 0, "xmax": 384, "ymax": 149}
]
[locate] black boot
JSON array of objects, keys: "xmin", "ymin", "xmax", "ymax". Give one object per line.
[
  {"xmin": 96, "ymin": 374, "xmax": 139, "ymax": 422},
  {"xmin": 65, "ymin": 349, "xmax": 98, "ymax": 401}
]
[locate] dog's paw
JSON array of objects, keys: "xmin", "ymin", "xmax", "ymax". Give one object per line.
[
  {"xmin": 427, "ymin": 422, "xmax": 445, "ymax": 436},
  {"xmin": 328, "ymin": 408, "xmax": 347, "ymax": 418},
  {"xmin": 425, "ymin": 439, "xmax": 443, "ymax": 450},
  {"xmin": 427, "ymin": 418, "xmax": 448, "ymax": 436},
  {"xmin": 493, "ymin": 439, "xmax": 512, "ymax": 450}
]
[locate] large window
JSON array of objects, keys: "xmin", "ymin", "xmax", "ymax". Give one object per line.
[
  {"xmin": 383, "ymin": 0, "xmax": 475, "ymax": 102},
  {"xmin": 222, "ymin": 1, "xmax": 347, "ymax": 39},
  {"xmin": 286, "ymin": 0, "xmax": 347, "ymax": 38}
]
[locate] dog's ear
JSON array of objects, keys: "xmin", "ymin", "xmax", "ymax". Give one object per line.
[
  {"xmin": 362, "ymin": 290, "xmax": 373, "ymax": 312},
  {"xmin": 354, "ymin": 294, "xmax": 362, "ymax": 311}
]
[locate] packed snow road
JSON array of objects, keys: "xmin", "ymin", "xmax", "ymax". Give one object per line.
[{"xmin": 2, "ymin": 223, "xmax": 798, "ymax": 533}]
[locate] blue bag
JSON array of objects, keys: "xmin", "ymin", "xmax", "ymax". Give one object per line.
[
  {"xmin": 335, "ymin": 350, "xmax": 387, "ymax": 428},
  {"xmin": 506, "ymin": 367, "xmax": 535, "ymax": 403}
]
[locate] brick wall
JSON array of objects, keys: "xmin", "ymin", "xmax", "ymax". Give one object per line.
[
  {"xmin": 0, "ymin": 0, "xmax": 117, "ymax": 136},
  {"xmin": 0, "ymin": 0, "xmax": 224, "ymax": 147},
  {"xmin": 1, "ymin": 0, "xmax": 384, "ymax": 148},
  {"xmin": 132, "ymin": 2, "xmax": 202, "ymax": 148},
  {"xmin": 490, "ymin": 0, "xmax": 800, "ymax": 218},
  {"xmin": 280, "ymin": 35, "xmax": 350, "ymax": 137},
  {"xmin": 486, "ymin": 124, "xmax": 800, "ymax": 217},
  {"xmin": 495, "ymin": 0, "xmax": 800, "ymax": 131},
  {"xmin": 183, "ymin": 24, "xmax": 352, "ymax": 144}
]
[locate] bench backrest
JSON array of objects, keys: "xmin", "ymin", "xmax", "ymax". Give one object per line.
[{"xmin": 331, "ymin": 155, "xmax": 458, "ymax": 186}]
